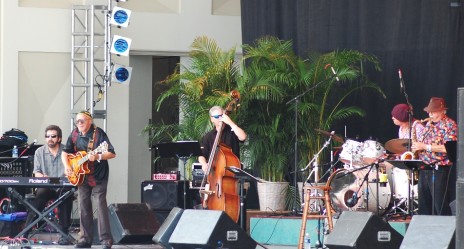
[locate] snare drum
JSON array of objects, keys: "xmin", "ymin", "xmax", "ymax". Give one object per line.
[
  {"xmin": 339, "ymin": 140, "xmax": 364, "ymax": 167},
  {"xmin": 327, "ymin": 168, "xmax": 391, "ymax": 214},
  {"xmin": 362, "ymin": 140, "xmax": 385, "ymax": 164}
]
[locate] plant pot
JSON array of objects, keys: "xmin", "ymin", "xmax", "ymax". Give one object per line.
[{"xmin": 257, "ymin": 181, "xmax": 289, "ymax": 211}]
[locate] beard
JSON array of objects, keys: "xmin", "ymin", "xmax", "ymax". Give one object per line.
[{"xmin": 47, "ymin": 141, "xmax": 59, "ymax": 149}]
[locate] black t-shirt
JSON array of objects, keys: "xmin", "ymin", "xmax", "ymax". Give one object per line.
[
  {"xmin": 63, "ymin": 126, "xmax": 115, "ymax": 182},
  {"xmin": 200, "ymin": 124, "xmax": 242, "ymax": 161}
]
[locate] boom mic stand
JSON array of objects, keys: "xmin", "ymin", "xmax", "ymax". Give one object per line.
[
  {"xmin": 286, "ymin": 75, "xmax": 336, "ymax": 214},
  {"xmin": 399, "ymin": 69, "xmax": 414, "ymax": 150},
  {"xmin": 301, "ymin": 135, "xmax": 332, "ymax": 248}
]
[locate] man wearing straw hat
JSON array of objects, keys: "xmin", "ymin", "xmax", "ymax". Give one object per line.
[{"xmin": 412, "ymin": 97, "xmax": 457, "ymax": 215}]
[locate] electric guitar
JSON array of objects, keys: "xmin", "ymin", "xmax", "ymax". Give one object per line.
[{"xmin": 67, "ymin": 141, "xmax": 108, "ymax": 186}]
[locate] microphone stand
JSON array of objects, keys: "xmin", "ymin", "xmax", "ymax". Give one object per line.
[
  {"xmin": 400, "ymin": 70, "xmax": 416, "ymax": 215},
  {"xmin": 286, "ymin": 75, "xmax": 335, "ymax": 214},
  {"xmin": 301, "ymin": 136, "xmax": 332, "ymax": 248},
  {"xmin": 399, "ymin": 70, "xmax": 413, "ymax": 150}
]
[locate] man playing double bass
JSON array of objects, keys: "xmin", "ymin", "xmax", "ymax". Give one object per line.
[
  {"xmin": 198, "ymin": 105, "xmax": 247, "ymax": 223},
  {"xmin": 198, "ymin": 105, "xmax": 247, "ymax": 172}
]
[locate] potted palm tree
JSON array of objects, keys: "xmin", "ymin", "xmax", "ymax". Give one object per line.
[
  {"xmin": 144, "ymin": 36, "xmax": 384, "ymax": 212},
  {"xmin": 237, "ymin": 37, "xmax": 384, "ymax": 210}
]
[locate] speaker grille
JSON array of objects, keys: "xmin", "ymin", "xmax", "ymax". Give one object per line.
[{"xmin": 141, "ymin": 181, "xmax": 192, "ymax": 210}]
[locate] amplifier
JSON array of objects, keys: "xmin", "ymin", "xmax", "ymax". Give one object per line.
[
  {"xmin": 153, "ymin": 173, "xmax": 178, "ymax": 181},
  {"xmin": 191, "ymin": 163, "xmax": 204, "ymax": 187}
]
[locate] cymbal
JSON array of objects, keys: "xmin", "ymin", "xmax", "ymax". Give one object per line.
[
  {"xmin": 314, "ymin": 129, "xmax": 344, "ymax": 143},
  {"xmin": 384, "ymin": 138, "xmax": 411, "ymax": 154}
]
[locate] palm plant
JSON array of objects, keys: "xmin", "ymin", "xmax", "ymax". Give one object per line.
[
  {"xmin": 145, "ymin": 36, "xmax": 241, "ymax": 144},
  {"xmin": 144, "ymin": 36, "xmax": 384, "ymax": 185},
  {"xmin": 237, "ymin": 37, "xmax": 384, "ymax": 182}
]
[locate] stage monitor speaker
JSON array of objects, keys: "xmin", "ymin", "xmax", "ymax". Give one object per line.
[
  {"xmin": 168, "ymin": 210, "xmax": 257, "ymax": 249},
  {"xmin": 400, "ymin": 215, "xmax": 455, "ymax": 249},
  {"xmin": 108, "ymin": 203, "xmax": 160, "ymax": 244},
  {"xmin": 325, "ymin": 211, "xmax": 403, "ymax": 249},
  {"xmin": 141, "ymin": 180, "xmax": 191, "ymax": 210},
  {"xmin": 152, "ymin": 207, "xmax": 184, "ymax": 249}
]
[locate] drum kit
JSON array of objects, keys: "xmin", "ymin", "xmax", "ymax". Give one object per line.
[{"xmin": 312, "ymin": 129, "xmax": 420, "ymax": 218}]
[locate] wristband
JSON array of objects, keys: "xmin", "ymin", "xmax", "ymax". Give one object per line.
[{"xmin": 97, "ymin": 154, "xmax": 102, "ymax": 162}]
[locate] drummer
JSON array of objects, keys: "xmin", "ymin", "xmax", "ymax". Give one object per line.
[
  {"xmin": 384, "ymin": 104, "xmax": 426, "ymax": 200},
  {"xmin": 391, "ymin": 103, "xmax": 425, "ymax": 142}
]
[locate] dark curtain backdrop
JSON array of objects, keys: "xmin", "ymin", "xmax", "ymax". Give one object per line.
[{"xmin": 241, "ymin": 0, "xmax": 464, "ymax": 143}]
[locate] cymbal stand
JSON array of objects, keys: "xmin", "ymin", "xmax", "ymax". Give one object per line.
[{"xmin": 303, "ymin": 135, "xmax": 333, "ymax": 185}]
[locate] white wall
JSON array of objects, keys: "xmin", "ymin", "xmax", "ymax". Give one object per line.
[{"xmin": 0, "ymin": 0, "xmax": 241, "ymax": 204}]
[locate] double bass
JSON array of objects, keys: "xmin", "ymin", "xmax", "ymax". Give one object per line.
[{"xmin": 200, "ymin": 91, "xmax": 241, "ymax": 222}]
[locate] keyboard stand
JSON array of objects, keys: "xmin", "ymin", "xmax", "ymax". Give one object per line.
[{"xmin": 8, "ymin": 187, "xmax": 76, "ymax": 243}]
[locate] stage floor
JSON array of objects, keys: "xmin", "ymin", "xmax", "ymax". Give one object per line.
[
  {"xmin": 3, "ymin": 232, "xmax": 298, "ymax": 249},
  {"xmin": 0, "ymin": 210, "xmax": 411, "ymax": 248}
]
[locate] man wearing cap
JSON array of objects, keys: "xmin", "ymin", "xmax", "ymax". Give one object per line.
[
  {"xmin": 386, "ymin": 104, "xmax": 426, "ymax": 202},
  {"xmin": 411, "ymin": 97, "xmax": 457, "ymax": 215},
  {"xmin": 61, "ymin": 111, "xmax": 116, "ymax": 249},
  {"xmin": 391, "ymin": 103, "xmax": 425, "ymax": 140}
]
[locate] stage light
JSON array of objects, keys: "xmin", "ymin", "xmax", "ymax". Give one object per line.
[
  {"xmin": 110, "ymin": 35, "xmax": 132, "ymax": 56},
  {"xmin": 110, "ymin": 7, "xmax": 131, "ymax": 28},
  {"xmin": 111, "ymin": 64, "xmax": 133, "ymax": 85}
]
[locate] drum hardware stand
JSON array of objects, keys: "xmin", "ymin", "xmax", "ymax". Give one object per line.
[
  {"xmin": 303, "ymin": 134, "xmax": 333, "ymax": 185},
  {"xmin": 343, "ymin": 164, "xmax": 375, "ymax": 210},
  {"xmin": 386, "ymin": 160, "xmax": 428, "ymax": 217},
  {"xmin": 300, "ymin": 135, "xmax": 333, "ymax": 246},
  {"xmin": 300, "ymin": 135, "xmax": 333, "ymax": 208},
  {"xmin": 373, "ymin": 162, "xmax": 381, "ymax": 216}
]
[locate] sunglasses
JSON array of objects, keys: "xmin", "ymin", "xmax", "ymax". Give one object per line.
[
  {"xmin": 45, "ymin": 135, "xmax": 57, "ymax": 138},
  {"xmin": 211, "ymin": 114, "xmax": 223, "ymax": 119},
  {"xmin": 75, "ymin": 119, "xmax": 87, "ymax": 124}
]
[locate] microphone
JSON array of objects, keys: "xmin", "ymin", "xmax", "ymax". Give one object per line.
[
  {"xmin": 19, "ymin": 139, "xmax": 37, "ymax": 157},
  {"xmin": 325, "ymin": 64, "xmax": 340, "ymax": 82},
  {"xmin": 346, "ymin": 192, "xmax": 358, "ymax": 208},
  {"xmin": 398, "ymin": 69, "xmax": 404, "ymax": 93}
]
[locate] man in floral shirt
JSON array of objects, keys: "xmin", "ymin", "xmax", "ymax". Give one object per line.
[{"xmin": 412, "ymin": 97, "xmax": 457, "ymax": 215}]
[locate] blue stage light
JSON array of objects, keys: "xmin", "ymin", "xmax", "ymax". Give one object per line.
[
  {"xmin": 110, "ymin": 35, "xmax": 132, "ymax": 56},
  {"xmin": 110, "ymin": 7, "xmax": 131, "ymax": 28},
  {"xmin": 111, "ymin": 64, "xmax": 133, "ymax": 85}
]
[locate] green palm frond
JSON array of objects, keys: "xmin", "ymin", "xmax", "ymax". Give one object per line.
[{"xmin": 144, "ymin": 36, "xmax": 384, "ymax": 185}]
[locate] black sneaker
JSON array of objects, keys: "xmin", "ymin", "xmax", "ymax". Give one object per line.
[
  {"xmin": 75, "ymin": 241, "xmax": 92, "ymax": 248},
  {"xmin": 58, "ymin": 235, "xmax": 73, "ymax": 245},
  {"xmin": 102, "ymin": 240, "xmax": 112, "ymax": 249}
]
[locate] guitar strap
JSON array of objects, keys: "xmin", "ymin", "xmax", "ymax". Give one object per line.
[
  {"xmin": 72, "ymin": 125, "xmax": 99, "ymax": 152},
  {"xmin": 87, "ymin": 125, "xmax": 99, "ymax": 152}
]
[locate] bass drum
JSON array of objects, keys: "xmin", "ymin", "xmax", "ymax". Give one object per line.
[{"xmin": 327, "ymin": 169, "xmax": 391, "ymax": 215}]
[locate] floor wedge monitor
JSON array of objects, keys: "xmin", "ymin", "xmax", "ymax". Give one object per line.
[
  {"xmin": 152, "ymin": 207, "xmax": 184, "ymax": 249},
  {"xmin": 400, "ymin": 215, "xmax": 455, "ymax": 249},
  {"xmin": 168, "ymin": 209, "xmax": 257, "ymax": 249},
  {"xmin": 108, "ymin": 203, "xmax": 160, "ymax": 244},
  {"xmin": 325, "ymin": 211, "xmax": 403, "ymax": 249}
]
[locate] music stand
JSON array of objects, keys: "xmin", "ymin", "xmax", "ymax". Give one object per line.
[
  {"xmin": 154, "ymin": 141, "xmax": 202, "ymax": 209},
  {"xmin": 226, "ymin": 166, "xmax": 262, "ymax": 230}
]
